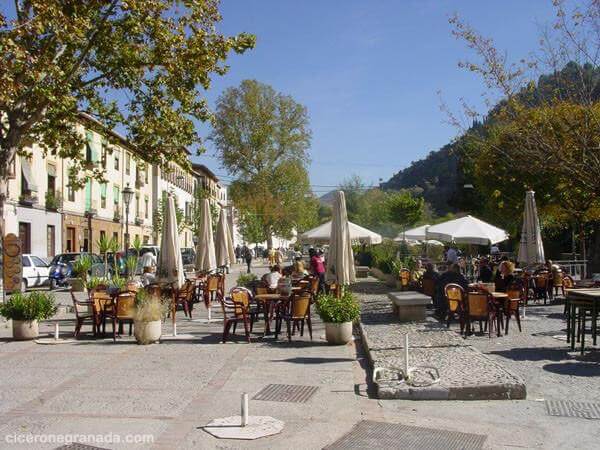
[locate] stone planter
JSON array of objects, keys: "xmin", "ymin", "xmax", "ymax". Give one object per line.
[
  {"xmin": 12, "ymin": 320, "xmax": 39, "ymax": 340},
  {"xmin": 67, "ymin": 278, "xmax": 86, "ymax": 292},
  {"xmin": 134, "ymin": 320, "xmax": 161, "ymax": 344},
  {"xmin": 324, "ymin": 321, "xmax": 353, "ymax": 345}
]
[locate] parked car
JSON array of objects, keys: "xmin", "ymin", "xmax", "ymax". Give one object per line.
[
  {"xmin": 21, "ymin": 254, "xmax": 51, "ymax": 291},
  {"xmin": 181, "ymin": 247, "xmax": 196, "ymax": 267},
  {"xmin": 48, "ymin": 253, "xmax": 106, "ymax": 289}
]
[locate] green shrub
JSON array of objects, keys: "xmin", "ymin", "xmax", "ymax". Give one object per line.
[
  {"xmin": 0, "ymin": 292, "xmax": 57, "ymax": 321},
  {"xmin": 72, "ymin": 255, "xmax": 92, "ymax": 280},
  {"xmin": 315, "ymin": 291, "xmax": 360, "ymax": 323},
  {"xmin": 237, "ymin": 273, "xmax": 258, "ymax": 287},
  {"xmin": 134, "ymin": 290, "xmax": 169, "ymax": 322},
  {"xmin": 86, "ymin": 276, "xmax": 108, "ymax": 290}
]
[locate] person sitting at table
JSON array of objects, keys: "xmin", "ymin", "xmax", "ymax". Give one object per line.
[
  {"xmin": 478, "ymin": 258, "xmax": 493, "ymax": 283},
  {"xmin": 434, "ymin": 263, "xmax": 469, "ymax": 319},
  {"xmin": 494, "ymin": 260, "xmax": 515, "ymax": 292},
  {"xmin": 262, "ymin": 265, "xmax": 282, "ymax": 290},
  {"xmin": 291, "ymin": 257, "xmax": 308, "ymax": 279}
]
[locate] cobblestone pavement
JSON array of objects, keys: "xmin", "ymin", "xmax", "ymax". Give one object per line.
[
  {"xmin": 357, "ymin": 283, "xmax": 525, "ymax": 399},
  {"xmin": 1, "ymin": 273, "xmax": 599, "ymax": 449}
]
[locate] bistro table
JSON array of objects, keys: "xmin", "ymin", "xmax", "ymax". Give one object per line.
[
  {"xmin": 254, "ymin": 293, "xmax": 287, "ymax": 335},
  {"xmin": 566, "ymin": 288, "xmax": 600, "ymax": 353}
]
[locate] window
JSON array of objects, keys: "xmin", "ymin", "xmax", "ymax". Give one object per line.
[
  {"xmin": 100, "ymin": 230, "xmax": 106, "ymax": 241},
  {"xmin": 145, "ymin": 196, "xmax": 149, "ymax": 219},
  {"xmin": 101, "ymin": 139, "xmax": 107, "ymax": 168},
  {"xmin": 67, "ymin": 184, "xmax": 75, "ymax": 202},
  {"xmin": 135, "ymin": 193, "xmax": 140, "ymax": 218},
  {"xmin": 22, "ymin": 256, "xmax": 31, "ymax": 267},
  {"xmin": 113, "ymin": 231, "xmax": 119, "ymax": 244},
  {"xmin": 19, "ymin": 222, "xmax": 31, "ymax": 254},
  {"xmin": 125, "ymin": 153, "xmax": 130, "ymax": 175},
  {"xmin": 113, "ymin": 185, "xmax": 120, "ymax": 205},
  {"xmin": 85, "ymin": 142, "xmax": 93, "ymax": 162},
  {"xmin": 100, "ymin": 183, "xmax": 107, "ymax": 209},
  {"xmin": 47, "ymin": 225, "xmax": 55, "ymax": 257},
  {"xmin": 145, "ymin": 166, "xmax": 149, "ymax": 183},
  {"xmin": 31, "ymin": 256, "xmax": 47, "ymax": 267},
  {"xmin": 114, "ymin": 152, "xmax": 120, "ymax": 170},
  {"xmin": 66, "ymin": 227, "xmax": 76, "ymax": 252}
]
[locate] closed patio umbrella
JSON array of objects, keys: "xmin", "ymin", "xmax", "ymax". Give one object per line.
[
  {"xmin": 195, "ymin": 198, "xmax": 216, "ymax": 273},
  {"xmin": 156, "ymin": 195, "xmax": 185, "ymax": 289},
  {"xmin": 326, "ymin": 191, "xmax": 356, "ymax": 289},
  {"xmin": 156, "ymin": 195, "xmax": 185, "ymax": 335},
  {"xmin": 195, "ymin": 198, "xmax": 217, "ymax": 322},
  {"xmin": 518, "ymin": 191, "xmax": 545, "ymax": 266},
  {"xmin": 215, "ymin": 207, "xmax": 235, "ymax": 268}
]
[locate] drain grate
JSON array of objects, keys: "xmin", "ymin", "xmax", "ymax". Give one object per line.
[
  {"xmin": 546, "ymin": 400, "xmax": 600, "ymax": 419},
  {"xmin": 325, "ymin": 421, "xmax": 486, "ymax": 450},
  {"xmin": 253, "ymin": 384, "xmax": 318, "ymax": 403},
  {"xmin": 55, "ymin": 444, "xmax": 110, "ymax": 450}
]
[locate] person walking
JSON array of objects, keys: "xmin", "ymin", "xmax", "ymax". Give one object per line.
[
  {"xmin": 243, "ymin": 245, "xmax": 253, "ymax": 273},
  {"xmin": 235, "ymin": 245, "xmax": 242, "ymax": 264},
  {"xmin": 309, "ymin": 248, "xmax": 326, "ymax": 293}
]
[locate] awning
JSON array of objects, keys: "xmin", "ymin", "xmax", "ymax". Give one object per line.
[{"xmin": 20, "ymin": 156, "xmax": 38, "ymax": 192}]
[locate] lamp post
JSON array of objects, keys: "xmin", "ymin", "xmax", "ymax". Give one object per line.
[{"xmin": 122, "ymin": 183, "xmax": 135, "ymax": 275}]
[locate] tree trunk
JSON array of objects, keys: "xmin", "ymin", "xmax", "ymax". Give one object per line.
[{"xmin": 580, "ymin": 223, "xmax": 587, "ymax": 278}]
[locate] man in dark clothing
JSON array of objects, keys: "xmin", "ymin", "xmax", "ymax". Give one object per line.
[
  {"xmin": 242, "ymin": 245, "xmax": 253, "ymax": 273},
  {"xmin": 478, "ymin": 258, "xmax": 493, "ymax": 282},
  {"xmin": 434, "ymin": 263, "xmax": 469, "ymax": 318}
]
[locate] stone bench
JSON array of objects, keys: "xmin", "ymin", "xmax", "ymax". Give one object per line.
[
  {"xmin": 387, "ymin": 291, "xmax": 431, "ymax": 322},
  {"xmin": 355, "ymin": 266, "xmax": 370, "ymax": 278}
]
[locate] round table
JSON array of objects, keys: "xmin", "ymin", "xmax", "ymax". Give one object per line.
[{"xmin": 254, "ymin": 294, "xmax": 287, "ymax": 335}]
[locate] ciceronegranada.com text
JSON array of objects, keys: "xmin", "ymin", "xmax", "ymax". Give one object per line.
[{"xmin": 4, "ymin": 433, "xmax": 155, "ymax": 445}]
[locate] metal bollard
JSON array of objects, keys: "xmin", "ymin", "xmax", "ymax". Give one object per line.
[{"xmin": 241, "ymin": 393, "xmax": 248, "ymax": 427}]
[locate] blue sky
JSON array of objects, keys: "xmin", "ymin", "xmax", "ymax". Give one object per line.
[{"xmin": 194, "ymin": 0, "xmax": 557, "ymax": 193}]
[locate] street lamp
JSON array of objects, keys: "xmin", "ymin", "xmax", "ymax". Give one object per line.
[{"xmin": 122, "ymin": 184, "xmax": 135, "ymax": 271}]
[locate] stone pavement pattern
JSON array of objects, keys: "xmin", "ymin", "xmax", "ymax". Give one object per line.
[
  {"xmin": 0, "ymin": 271, "xmax": 599, "ymax": 449},
  {"xmin": 358, "ymin": 283, "xmax": 525, "ymax": 399}
]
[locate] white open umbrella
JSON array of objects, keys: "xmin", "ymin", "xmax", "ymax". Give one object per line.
[
  {"xmin": 394, "ymin": 224, "xmax": 430, "ymax": 241},
  {"xmin": 518, "ymin": 191, "xmax": 545, "ymax": 265},
  {"xmin": 215, "ymin": 207, "xmax": 236, "ymax": 268},
  {"xmin": 426, "ymin": 215, "xmax": 509, "ymax": 245},
  {"xmin": 156, "ymin": 195, "xmax": 185, "ymax": 335},
  {"xmin": 326, "ymin": 191, "xmax": 356, "ymax": 287},
  {"xmin": 195, "ymin": 198, "xmax": 216, "ymax": 273},
  {"xmin": 300, "ymin": 220, "xmax": 382, "ymax": 245}
]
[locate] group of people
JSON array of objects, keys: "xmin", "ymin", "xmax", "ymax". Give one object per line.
[
  {"xmin": 420, "ymin": 253, "xmax": 563, "ymax": 318},
  {"xmin": 258, "ymin": 247, "xmax": 327, "ymax": 293}
]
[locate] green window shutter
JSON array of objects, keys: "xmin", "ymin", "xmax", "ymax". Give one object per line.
[{"xmin": 85, "ymin": 180, "xmax": 92, "ymax": 210}]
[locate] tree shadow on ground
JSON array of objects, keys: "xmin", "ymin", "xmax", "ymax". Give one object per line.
[
  {"xmin": 270, "ymin": 357, "xmax": 355, "ymax": 364},
  {"xmin": 489, "ymin": 346, "xmax": 575, "ymax": 362},
  {"xmin": 543, "ymin": 362, "xmax": 600, "ymax": 377}
]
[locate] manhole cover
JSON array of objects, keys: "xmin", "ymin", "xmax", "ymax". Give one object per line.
[
  {"xmin": 546, "ymin": 400, "xmax": 600, "ymax": 419},
  {"xmin": 253, "ymin": 384, "xmax": 318, "ymax": 403},
  {"xmin": 325, "ymin": 421, "xmax": 486, "ymax": 450},
  {"xmin": 55, "ymin": 444, "xmax": 110, "ymax": 450}
]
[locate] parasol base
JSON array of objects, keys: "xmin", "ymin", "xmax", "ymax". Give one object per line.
[{"xmin": 203, "ymin": 415, "xmax": 284, "ymax": 440}]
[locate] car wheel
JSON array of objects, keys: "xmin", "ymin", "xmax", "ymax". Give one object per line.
[{"xmin": 21, "ymin": 279, "xmax": 27, "ymax": 292}]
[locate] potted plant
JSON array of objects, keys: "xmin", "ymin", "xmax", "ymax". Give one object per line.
[
  {"xmin": 236, "ymin": 273, "xmax": 258, "ymax": 288},
  {"xmin": 315, "ymin": 290, "xmax": 360, "ymax": 345},
  {"xmin": 133, "ymin": 290, "xmax": 167, "ymax": 344},
  {"xmin": 125, "ymin": 255, "xmax": 139, "ymax": 291},
  {"xmin": 69, "ymin": 254, "xmax": 92, "ymax": 292},
  {"xmin": 0, "ymin": 292, "xmax": 57, "ymax": 340}
]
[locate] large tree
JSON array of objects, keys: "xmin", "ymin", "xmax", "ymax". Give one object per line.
[
  {"xmin": 211, "ymin": 80, "xmax": 317, "ymax": 247},
  {"xmin": 0, "ymin": 0, "xmax": 254, "ymax": 230},
  {"xmin": 447, "ymin": 0, "xmax": 600, "ymax": 267}
]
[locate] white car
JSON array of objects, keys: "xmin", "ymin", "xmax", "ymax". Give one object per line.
[{"xmin": 22, "ymin": 254, "xmax": 50, "ymax": 291}]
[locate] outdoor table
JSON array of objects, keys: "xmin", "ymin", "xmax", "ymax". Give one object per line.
[
  {"xmin": 254, "ymin": 293, "xmax": 287, "ymax": 335},
  {"xmin": 566, "ymin": 289, "xmax": 600, "ymax": 353},
  {"xmin": 488, "ymin": 292, "xmax": 509, "ymax": 337}
]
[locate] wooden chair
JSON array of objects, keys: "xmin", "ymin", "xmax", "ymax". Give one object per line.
[
  {"xmin": 399, "ymin": 269, "xmax": 411, "ymax": 290},
  {"xmin": 145, "ymin": 283, "xmax": 163, "ymax": 298},
  {"xmin": 172, "ymin": 279, "xmax": 194, "ymax": 320},
  {"xmin": 422, "ymin": 277, "xmax": 436, "ymax": 299},
  {"xmin": 105, "ymin": 291, "xmax": 136, "ymax": 342},
  {"xmin": 465, "ymin": 291, "xmax": 495, "ymax": 338},
  {"xmin": 534, "ymin": 273, "xmax": 549, "ymax": 304},
  {"xmin": 504, "ymin": 285, "xmax": 523, "ymax": 334},
  {"xmin": 275, "ymin": 291, "xmax": 313, "ymax": 342},
  {"xmin": 204, "ymin": 273, "xmax": 224, "ymax": 308},
  {"xmin": 89, "ymin": 286, "xmax": 112, "ymax": 336},
  {"xmin": 563, "ymin": 275, "xmax": 576, "ymax": 315},
  {"xmin": 219, "ymin": 287, "xmax": 253, "ymax": 343},
  {"xmin": 309, "ymin": 276, "xmax": 320, "ymax": 301},
  {"xmin": 71, "ymin": 290, "xmax": 96, "ymax": 338},
  {"xmin": 444, "ymin": 283, "xmax": 465, "ymax": 332}
]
